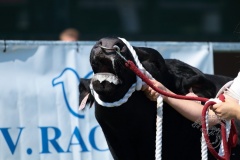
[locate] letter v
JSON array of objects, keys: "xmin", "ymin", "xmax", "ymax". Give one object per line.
[{"xmin": 0, "ymin": 127, "xmax": 24, "ymax": 154}]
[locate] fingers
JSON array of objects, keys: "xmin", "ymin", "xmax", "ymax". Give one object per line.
[
  {"xmin": 141, "ymin": 80, "xmax": 155, "ymax": 91},
  {"xmin": 151, "ymin": 92, "xmax": 160, "ymax": 101},
  {"xmin": 210, "ymin": 104, "xmax": 216, "ymax": 111},
  {"xmin": 146, "ymin": 94, "xmax": 157, "ymax": 101},
  {"xmin": 141, "ymin": 84, "xmax": 148, "ymax": 91},
  {"xmin": 186, "ymin": 92, "xmax": 197, "ymax": 97},
  {"xmin": 141, "ymin": 79, "xmax": 164, "ymax": 101},
  {"xmin": 145, "ymin": 88, "xmax": 160, "ymax": 101},
  {"xmin": 210, "ymin": 103, "xmax": 224, "ymax": 120},
  {"xmin": 210, "ymin": 102, "xmax": 221, "ymax": 112}
]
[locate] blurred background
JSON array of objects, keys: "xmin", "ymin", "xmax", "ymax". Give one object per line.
[
  {"xmin": 1, "ymin": 0, "xmax": 240, "ymax": 77},
  {"xmin": 0, "ymin": 0, "xmax": 240, "ymax": 42}
]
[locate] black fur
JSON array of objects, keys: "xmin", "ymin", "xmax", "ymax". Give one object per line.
[{"xmin": 79, "ymin": 37, "xmax": 239, "ymax": 160}]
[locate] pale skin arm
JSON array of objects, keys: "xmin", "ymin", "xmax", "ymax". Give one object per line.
[
  {"xmin": 211, "ymin": 94, "xmax": 240, "ymax": 120},
  {"xmin": 141, "ymin": 79, "xmax": 219, "ymax": 126}
]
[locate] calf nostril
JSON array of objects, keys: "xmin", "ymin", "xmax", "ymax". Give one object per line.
[{"xmin": 113, "ymin": 45, "xmax": 120, "ymax": 52}]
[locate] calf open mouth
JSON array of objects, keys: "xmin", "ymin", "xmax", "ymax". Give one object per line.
[{"xmin": 92, "ymin": 73, "xmax": 121, "ymax": 85}]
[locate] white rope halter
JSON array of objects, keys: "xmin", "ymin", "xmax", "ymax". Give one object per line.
[{"xmin": 90, "ymin": 37, "xmax": 163, "ymax": 160}]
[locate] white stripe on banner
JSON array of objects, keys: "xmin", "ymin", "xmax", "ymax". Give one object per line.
[{"xmin": 0, "ymin": 41, "xmax": 213, "ymax": 160}]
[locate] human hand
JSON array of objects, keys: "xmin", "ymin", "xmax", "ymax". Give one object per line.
[
  {"xmin": 141, "ymin": 79, "xmax": 167, "ymax": 101},
  {"xmin": 211, "ymin": 95, "xmax": 239, "ymax": 120}
]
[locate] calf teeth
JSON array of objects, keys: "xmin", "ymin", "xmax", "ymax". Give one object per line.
[{"xmin": 92, "ymin": 73, "xmax": 120, "ymax": 85}]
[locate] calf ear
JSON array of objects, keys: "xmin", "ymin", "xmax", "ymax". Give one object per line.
[
  {"xmin": 182, "ymin": 75, "xmax": 217, "ymax": 98},
  {"xmin": 79, "ymin": 78, "xmax": 94, "ymax": 108}
]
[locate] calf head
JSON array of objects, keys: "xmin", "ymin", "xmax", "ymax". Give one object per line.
[
  {"xmin": 86, "ymin": 37, "xmax": 168, "ymax": 103},
  {"xmin": 89, "ymin": 37, "xmax": 136, "ymax": 102}
]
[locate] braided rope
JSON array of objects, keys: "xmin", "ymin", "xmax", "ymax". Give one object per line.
[
  {"xmin": 119, "ymin": 38, "xmax": 163, "ymax": 160},
  {"xmin": 219, "ymin": 121, "xmax": 231, "ymax": 156},
  {"xmin": 201, "ymin": 81, "xmax": 233, "ymax": 160},
  {"xmin": 201, "ymin": 105, "xmax": 210, "ymax": 160},
  {"xmin": 90, "ymin": 82, "xmax": 137, "ymax": 107},
  {"xmin": 216, "ymin": 81, "xmax": 233, "ymax": 158},
  {"xmin": 155, "ymin": 96, "xmax": 163, "ymax": 160},
  {"xmin": 201, "ymin": 98, "xmax": 221, "ymax": 160},
  {"xmin": 118, "ymin": 37, "xmax": 154, "ymax": 89},
  {"xmin": 201, "ymin": 132, "xmax": 208, "ymax": 160}
]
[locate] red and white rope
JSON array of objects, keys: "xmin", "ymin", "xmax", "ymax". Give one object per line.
[{"xmin": 201, "ymin": 81, "xmax": 233, "ymax": 160}]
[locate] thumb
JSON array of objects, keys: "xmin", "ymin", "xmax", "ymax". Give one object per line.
[{"xmin": 210, "ymin": 104, "xmax": 218, "ymax": 111}]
